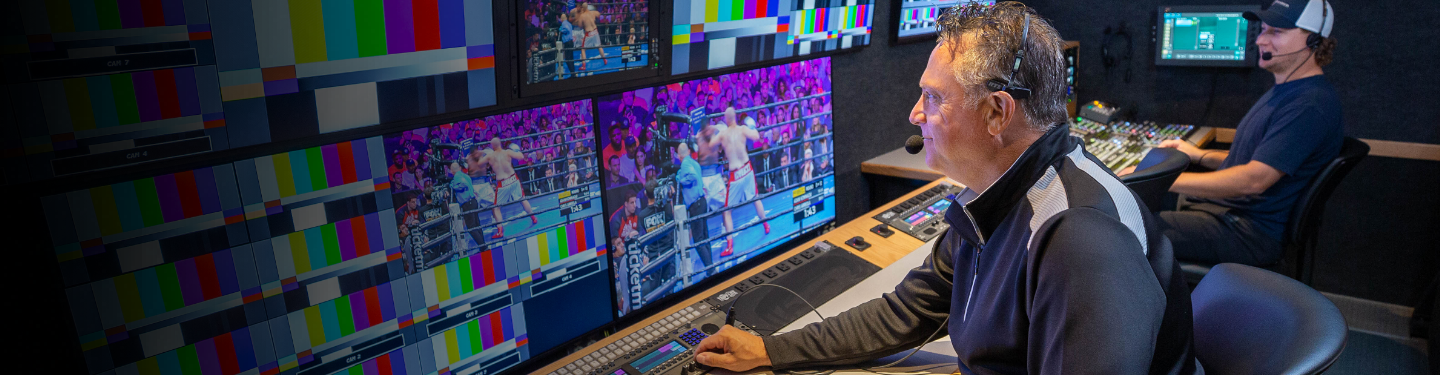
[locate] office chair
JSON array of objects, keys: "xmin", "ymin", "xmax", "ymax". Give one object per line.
[
  {"xmin": 1192, "ymin": 263, "xmax": 1348, "ymax": 374},
  {"xmin": 1120, "ymin": 148, "xmax": 1190, "ymax": 214},
  {"xmin": 1181, "ymin": 137, "xmax": 1369, "ymax": 285}
]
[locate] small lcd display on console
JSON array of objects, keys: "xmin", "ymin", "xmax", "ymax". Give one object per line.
[
  {"xmin": 925, "ymin": 199, "xmax": 952, "ymax": 214},
  {"xmin": 631, "ymin": 341, "xmax": 688, "ymax": 373}
]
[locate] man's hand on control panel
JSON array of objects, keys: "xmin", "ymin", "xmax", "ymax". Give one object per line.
[{"xmin": 692, "ymin": 325, "xmax": 771, "ymax": 372}]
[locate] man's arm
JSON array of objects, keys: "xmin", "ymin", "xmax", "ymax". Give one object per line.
[
  {"xmin": 696, "ymin": 231, "xmax": 958, "ymax": 370},
  {"xmin": 1157, "ymin": 139, "xmax": 1226, "ymax": 170},
  {"xmin": 1027, "ymin": 208, "xmax": 1167, "ymax": 374},
  {"xmin": 1169, "ymin": 160, "xmax": 1284, "ymax": 199}
]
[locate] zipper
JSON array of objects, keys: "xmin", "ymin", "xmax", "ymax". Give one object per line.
[{"xmin": 960, "ymin": 206, "xmax": 986, "ymax": 322}]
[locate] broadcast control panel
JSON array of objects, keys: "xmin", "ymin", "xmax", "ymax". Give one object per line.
[
  {"xmin": 871, "ymin": 183, "xmax": 965, "ymax": 242},
  {"xmin": 535, "ymin": 180, "xmax": 953, "ymax": 375}
]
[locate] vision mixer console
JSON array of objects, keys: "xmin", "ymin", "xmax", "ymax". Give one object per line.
[{"xmin": 1071, "ymin": 117, "xmax": 1197, "ymax": 172}]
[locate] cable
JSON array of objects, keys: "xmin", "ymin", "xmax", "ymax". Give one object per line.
[
  {"xmin": 861, "ymin": 315, "xmax": 951, "ymax": 370},
  {"xmin": 725, "ymin": 284, "xmax": 827, "ymax": 327}
]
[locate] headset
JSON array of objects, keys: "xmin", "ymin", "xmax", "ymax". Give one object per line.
[
  {"xmin": 1270, "ymin": 0, "xmax": 1328, "ymax": 83},
  {"xmin": 1100, "ymin": 22, "xmax": 1134, "ymax": 83},
  {"xmin": 985, "ymin": 11, "xmax": 1033, "ymax": 100}
]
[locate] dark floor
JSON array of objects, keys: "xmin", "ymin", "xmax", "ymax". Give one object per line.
[{"xmin": 1321, "ymin": 293, "xmax": 1431, "ymax": 374}]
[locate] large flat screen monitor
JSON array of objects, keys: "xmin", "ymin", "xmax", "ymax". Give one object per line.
[
  {"xmin": 671, "ymin": 0, "xmax": 872, "ymax": 76},
  {"xmin": 519, "ymin": 0, "xmax": 659, "ymax": 96},
  {"xmin": 893, "ymin": 0, "xmax": 993, "ymax": 44},
  {"xmin": 1155, "ymin": 5, "xmax": 1259, "ymax": 67},
  {"xmin": 5, "ymin": 0, "xmax": 500, "ymax": 183},
  {"xmin": 600, "ymin": 57, "xmax": 837, "ymax": 316},
  {"xmin": 43, "ymin": 99, "xmax": 614, "ymax": 375},
  {"xmin": 382, "ymin": 99, "xmax": 612, "ymax": 374}
]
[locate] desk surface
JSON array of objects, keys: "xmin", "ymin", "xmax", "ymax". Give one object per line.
[
  {"xmin": 861, "ymin": 127, "xmax": 1217, "ymax": 181},
  {"xmin": 531, "ymin": 179, "xmax": 962, "ymax": 375}
]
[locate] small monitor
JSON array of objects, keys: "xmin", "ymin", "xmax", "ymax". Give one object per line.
[
  {"xmin": 893, "ymin": 0, "xmax": 994, "ymax": 44},
  {"xmin": 671, "ymin": 0, "xmax": 873, "ymax": 76},
  {"xmin": 1155, "ymin": 5, "xmax": 1259, "ymax": 67},
  {"xmin": 519, "ymin": 0, "xmax": 660, "ymax": 96}
]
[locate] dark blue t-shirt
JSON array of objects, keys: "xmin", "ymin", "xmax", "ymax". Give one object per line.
[{"xmin": 1208, "ymin": 75, "xmax": 1343, "ymax": 240}]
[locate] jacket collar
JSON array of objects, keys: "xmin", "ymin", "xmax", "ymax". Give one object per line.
[{"xmin": 944, "ymin": 123, "xmax": 1079, "ymax": 246}]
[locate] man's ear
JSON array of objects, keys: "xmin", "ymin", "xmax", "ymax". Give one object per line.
[{"xmin": 983, "ymin": 92, "xmax": 1017, "ymax": 136}]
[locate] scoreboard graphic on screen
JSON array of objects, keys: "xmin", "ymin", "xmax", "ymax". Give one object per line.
[{"xmin": 671, "ymin": 0, "xmax": 871, "ymax": 75}]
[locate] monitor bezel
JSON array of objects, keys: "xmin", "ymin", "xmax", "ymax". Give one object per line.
[{"xmin": 1154, "ymin": 5, "xmax": 1260, "ymax": 68}]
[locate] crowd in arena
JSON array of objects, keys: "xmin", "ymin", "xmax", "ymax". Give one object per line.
[{"xmin": 390, "ymin": 101, "xmax": 599, "ymax": 273}]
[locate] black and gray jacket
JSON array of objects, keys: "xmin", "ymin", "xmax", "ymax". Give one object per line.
[{"xmin": 763, "ymin": 124, "xmax": 1197, "ymax": 374}]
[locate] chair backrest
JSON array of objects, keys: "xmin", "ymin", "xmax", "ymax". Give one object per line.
[
  {"xmin": 1192, "ymin": 263, "xmax": 1348, "ymax": 374},
  {"xmin": 1121, "ymin": 148, "xmax": 1190, "ymax": 213},
  {"xmin": 1281, "ymin": 137, "xmax": 1369, "ymax": 283}
]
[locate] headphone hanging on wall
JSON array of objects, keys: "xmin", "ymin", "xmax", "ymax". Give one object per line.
[{"xmin": 1101, "ymin": 22, "xmax": 1134, "ymax": 83}]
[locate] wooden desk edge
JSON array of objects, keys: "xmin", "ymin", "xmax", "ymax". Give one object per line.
[
  {"xmin": 860, "ymin": 128, "xmax": 1220, "ymax": 180},
  {"xmin": 1211, "ymin": 128, "xmax": 1440, "ymax": 162},
  {"xmin": 530, "ymin": 179, "xmax": 956, "ymax": 374},
  {"xmin": 860, "ymin": 162, "xmax": 945, "ymax": 182}
]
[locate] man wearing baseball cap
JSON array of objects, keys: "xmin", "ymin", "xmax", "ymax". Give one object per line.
[{"xmin": 1144, "ymin": 0, "xmax": 1345, "ymax": 267}]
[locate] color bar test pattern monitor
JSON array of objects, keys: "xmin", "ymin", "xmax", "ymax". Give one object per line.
[
  {"xmin": 43, "ymin": 99, "xmax": 614, "ymax": 375},
  {"xmin": 893, "ymin": 0, "xmax": 993, "ymax": 44},
  {"xmin": 671, "ymin": 0, "xmax": 872, "ymax": 76},
  {"xmin": 4, "ymin": 0, "xmax": 500, "ymax": 183}
]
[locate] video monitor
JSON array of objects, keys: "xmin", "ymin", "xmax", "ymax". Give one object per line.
[
  {"xmin": 3, "ymin": 0, "xmax": 500, "ymax": 184},
  {"xmin": 600, "ymin": 57, "xmax": 837, "ymax": 316},
  {"xmin": 44, "ymin": 101, "xmax": 616, "ymax": 375},
  {"xmin": 893, "ymin": 0, "xmax": 993, "ymax": 44},
  {"xmin": 518, "ymin": 0, "xmax": 658, "ymax": 96},
  {"xmin": 4, "ymin": 0, "xmax": 229, "ymax": 183},
  {"xmin": 211, "ymin": 0, "xmax": 499, "ymax": 147},
  {"xmin": 1156, "ymin": 5, "xmax": 1259, "ymax": 67},
  {"xmin": 671, "ymin": 0, "xmax": 872, "ymax": 76},
  {"xmin": 381, "ymin": 99, "xmax": 613, "ymax": 371}
]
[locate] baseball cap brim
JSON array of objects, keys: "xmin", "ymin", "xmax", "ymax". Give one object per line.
[{"xmin": 1244, "ymin": 9, "xmax": 1297, "ymax": 29}]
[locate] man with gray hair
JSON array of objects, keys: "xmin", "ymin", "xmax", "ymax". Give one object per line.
[{"xmin": 693, "ymin": 3, "xmax": 1197, "ymax": 373}]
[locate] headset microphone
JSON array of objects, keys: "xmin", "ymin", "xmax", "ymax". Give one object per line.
[
  {"xmin": 905, "ymin": 135, "xmax": 930, "ymax": 154},
  {"xmin": 1261, "ymin": 49, "xmax": 1308, "ymax": 61}
]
